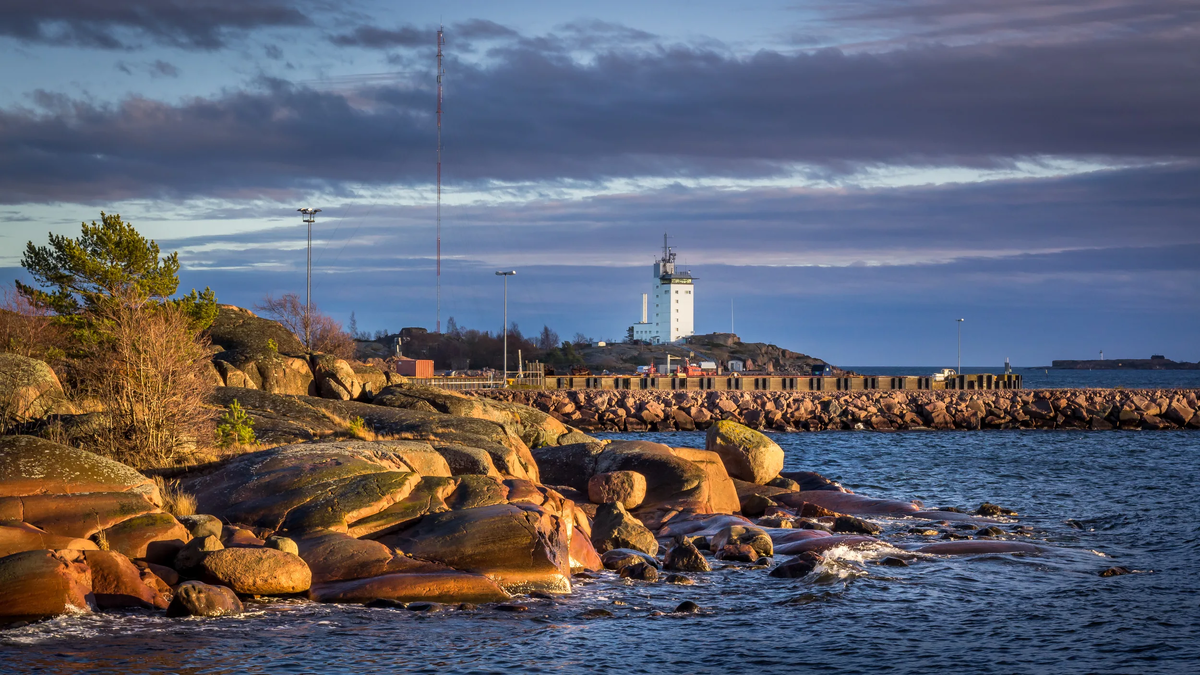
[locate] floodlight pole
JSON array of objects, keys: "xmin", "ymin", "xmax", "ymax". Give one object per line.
[
  {"xmin": 298, "ymin": 208, "xmax": 321, "ymax": 349},
  {"xmin": 957, "ymin": 318, "xmax": 965, "ymax": 374},
  {"xmin": 496, "ymin": 271, "xmax": 516, "ymax": 386}
]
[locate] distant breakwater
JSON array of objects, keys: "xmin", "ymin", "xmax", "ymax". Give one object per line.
[{"xmin": 475, "ymin": 388, "xmax": 1200, "ymax": 432}]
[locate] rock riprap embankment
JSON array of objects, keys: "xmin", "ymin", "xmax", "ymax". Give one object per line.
[{"xmin": 477, "ymin": 388, "xmax": 1200, "ymax": 431}]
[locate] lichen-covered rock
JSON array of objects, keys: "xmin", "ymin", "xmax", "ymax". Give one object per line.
[
  {"xmin": 265, "ymin": 535, "xmax": 299, "ymax": 556},
  {"xmin": 0, "ymin": 549, "xmax": 95, "ymax": 620},
  {"xmin": 433, "ymin": 443, "xmax": 503, "ymax": 478},
  {"xmin": 200, "ymin": 547, "xmax": 312, "ymax": 595},
  {"xmin": 0, "ymin": 354, "xmax": 73, "ymax": 422},
  {"xmin": 178, "ymin": 514, "xmax": 223, "ymax": 540},
  {"xmin": 0, "ymin": 435, "xmax": 161, "ymax": 505},
  {"xmin": 588, "ymin": 471, "xmax": 646, "ymax": 509},
  {"xmin": 705, "ymin": 420, "xmax": 784, "ymax": 484},
  {"xmin": 95, "ymin": 512, "xmax": 191, "ymax": 564},
  {"xmin": 206, "ymin": 305, "xmax": 306, "ymax": 355},
  {"xmin": 590, "ymin": 501, "xmax": 658, "ymax": 556},
  {"xmin": 531, "ymin": 441, "xmax": 604, "ymax": 490},
  {"xmin": 377, "ymin": 383, "xmax": 573, "ymax": 450},
  {"xmin": 174, "ymin": 535, "xmax": 224, "ymax": 575},
  {"xmin": 14, "ymin": 492, "xmax": 161, "ymax": 539},
  {"xmin": 310, "ymin": 354, "xmax": 364, "ymax": 401},
  {"xmin": 166, "ymin": 580, "xmax": 243, "ymax": 617},
  {"xmin": 385, "ymin": 503, "xmax": 572, "ymax": 594},
  {"xmin": 182, "ymin": 441, "xmax": 441, "ymax": 533}
]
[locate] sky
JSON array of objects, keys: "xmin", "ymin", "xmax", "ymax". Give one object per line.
[{"xmin": 1, "ymin": 0, "xmax": 1197, "ymax": 367}]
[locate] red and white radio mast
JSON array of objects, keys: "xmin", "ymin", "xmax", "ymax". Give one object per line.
[{"xmin": 435, "ymin": 26, "xmax": 445, "ymax": 333}]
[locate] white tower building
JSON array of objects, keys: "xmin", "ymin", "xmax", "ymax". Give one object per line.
[{"xmin": 631, "ymin": 235, "xmax": 694, "ymax": 344}]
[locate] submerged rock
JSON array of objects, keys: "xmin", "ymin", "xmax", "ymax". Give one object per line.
[
  {"xmin": 663, "ymin": 539, "xmax": 711, "ymax": 573},
  {"xmin": 832, "ymin": 515, "xmax": 882, "ymax": 536},
  {"xmin": 770, "ymin": 551, "xmax": 825, "ymax": 579},
  {"xmin": 710, "ymin": 525, "xmax": 773, "ymax": 559},
  {"xmin": 309, "ymin": 571, "xmax": 511, "ymax": 605}
]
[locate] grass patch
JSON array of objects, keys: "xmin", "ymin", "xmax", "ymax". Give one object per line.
[{"xmin": 153, "ymin": 475, "xmax": 197, "ymax": 517}]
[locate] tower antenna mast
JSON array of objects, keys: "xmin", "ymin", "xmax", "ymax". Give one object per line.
[{"xmin": 436, "ymin": 26, "xmax": 445, "ymax": 333}]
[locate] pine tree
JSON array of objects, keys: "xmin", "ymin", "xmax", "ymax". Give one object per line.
[{"xmin": 18, "ymin": 212, "xmax": 217, "ymax": 329}]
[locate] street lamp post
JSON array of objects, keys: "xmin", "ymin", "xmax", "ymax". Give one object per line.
[
  {"xmin": 298, "ymin": 208, "xmax": 321, "ymax": 349},
  {"xmin": 495, "ymin": 271, "xmax": 516, "ymax": 386},
  {"xmin": 957, "ymin": 318, "xmax": 965, "ymax": 374}
]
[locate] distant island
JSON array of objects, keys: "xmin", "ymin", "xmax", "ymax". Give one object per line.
[{"xmin": 1052, "ymin": 356, "xmax": 1200, "ymax": 370}]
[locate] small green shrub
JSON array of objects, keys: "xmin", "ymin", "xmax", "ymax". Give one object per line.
[
  {"xmin": 215, "ymin": 399, "xmax": 256, "ymax": 448},
  {"xmin": 347, "ymin": 416, "xmax": 366, "ymax": 435},
  {"xmin": 266, "ymin": 338, "xmax": 278, "ymax": 353}
]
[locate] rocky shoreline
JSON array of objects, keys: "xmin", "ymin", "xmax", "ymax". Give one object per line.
[
  {"xmin": 476, "ymin": 388, "xmax": 1200, "ymax": 432},
  {"xmin": 0, "ymin": 386, "xmax": 1052, "ymax": 626},
  {"xmin": 0, "ymin": 304, "xmax": 1185, "ymax": 628}
]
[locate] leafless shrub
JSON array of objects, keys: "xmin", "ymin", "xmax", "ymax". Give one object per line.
[
  {"xmin": 81, "ymin": 291, "xmax": 216, "ymax": 468},
  {"xmin": 256, "ymin": 292, "xmax": 355, "ymax": 360},
  {"xmin": 0, "ymin": 284, "xmax": 67, "ymax": 365}
]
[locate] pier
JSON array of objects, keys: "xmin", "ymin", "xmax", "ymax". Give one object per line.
[{"xmin": 542, "ymin": 372, "xmax": 1022, "ymax": 392}]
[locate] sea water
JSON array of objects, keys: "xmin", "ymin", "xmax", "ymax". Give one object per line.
[{"xmin": 4, "ymin": 430, "xmax": 1198, "ymax": 674}]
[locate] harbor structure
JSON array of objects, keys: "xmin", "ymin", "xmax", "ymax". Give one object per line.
[{"xmin": 631, "ymin": 235, "xmax": 694, "ymax": 344}]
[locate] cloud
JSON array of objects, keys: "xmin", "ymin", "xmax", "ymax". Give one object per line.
[
  {"xmin": 0, "ymin": 0, "xmax": 313, "ymax": 50},
  {"xmin": 329, "ymin": 25, "xmax": 426, "ymax": 49},
  {"xmin": 2, "ymin": 23, "xmax": 1198, "ymax": 204}
]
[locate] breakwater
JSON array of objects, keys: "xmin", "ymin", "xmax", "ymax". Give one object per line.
[{"xmin": 476, "ymin": 388, "xmax": 1200, "ymax": 431}]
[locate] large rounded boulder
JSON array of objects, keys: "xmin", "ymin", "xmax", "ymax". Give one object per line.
[
  {"xmin": 705, "ymin": 420, "xmax": 785, "ymax": 485},
  {"xmin": 590, "ymin": 501, "xmax": 658, "ymax": 556},
  {"xmin": 0, "ymin": 549, "xmax": 95, "ymax": 621},
  {"xmin": 0, "ymin": 435, "xmax": 161, "ymax": 505},
  {"xmin": 166, "ymin": 580, "xmax": 244, "ymax": 617},
  {"xmin": 0, "ymin": 354, "xmax": 72, "ymax": 422},
  {"xmin": 181, "ymin": 440, "xmax": 451, "ymax": 533},
  {"xmin": 384, "ymin": 503, "xmax": 572, "ymax": 594},
  {"xmin": 200, "ymin": 547, "xmax": 312, "ymax": 595}
]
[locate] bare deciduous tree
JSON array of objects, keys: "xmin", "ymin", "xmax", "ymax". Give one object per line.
[
  {"xmin": 256, "ymin": 292, "xmax": 355, "ymax": 360},
  {"xmin": 0, "ymin": 285, "xmax": 67, "ymax": 364},
  {"xmin": 82, "ymin": 290, "xmax": 216, "ymax": 468}
]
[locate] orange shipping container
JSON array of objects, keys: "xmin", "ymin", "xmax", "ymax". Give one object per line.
[{"xmin": 396, "ymin": 358, "xmax": 434, "ymax": 378}]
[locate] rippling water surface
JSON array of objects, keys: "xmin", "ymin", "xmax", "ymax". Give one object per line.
[{"xmin": 5, "ymin": 430, "xmax": 1199, "ymax": 674}]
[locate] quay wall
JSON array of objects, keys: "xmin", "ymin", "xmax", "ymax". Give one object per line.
[{"xmin": 475, "ymin": 387, "xmax": 1200, "ymax": 432}]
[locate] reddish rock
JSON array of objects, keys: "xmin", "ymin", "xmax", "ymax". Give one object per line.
[
  {"xmin": 0, "ymin": 549, "xmax": 95, "ymax": 620},
  {"xmin": 200, "ymin": 547, "xmax": 312, "ymax": 595},
  {"xmin": 96, "ymin": 512, "xmax": 191, "ymax": 564},
  {"xmin": 587, "ymin": 471, "xmax": 647, "ymax": 509},
  {"xmin": 84, "ymin": 550, "xmax": 167, "ymax": 609},
  {"xmin": 166, "ymin": 581, "xmax": 243, "ymax": 617},
  {"xmin": 309, "ymin": 571, "xmax": 510, "ymax": 604},
  {"xmin": 0, "ymin": 522, "xmax": 98, "ymax": 558}
]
